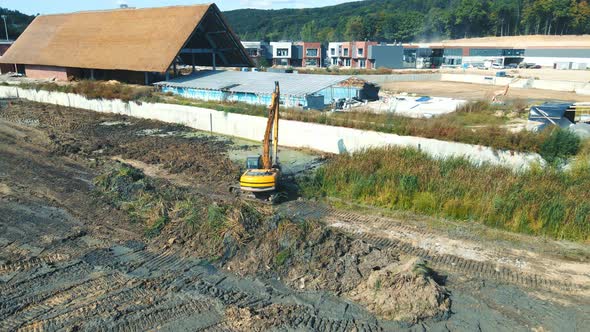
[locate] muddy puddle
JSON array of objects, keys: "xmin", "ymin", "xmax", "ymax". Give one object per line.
[{"xmin": 177, "ymin": 130, "xmax": 324, "ymax": 176}]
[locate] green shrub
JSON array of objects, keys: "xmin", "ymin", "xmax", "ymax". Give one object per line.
[
  {"xmin": 540, "ymin": 128, "xmax": 581, "ymax": 165},
  {"xmin": 207, "ymin": 204, "xmax": 227, "ymax": 232},
  {"xmin": 275, "ymin": 249, "xmax": 291, "ymax": 266},
  {"xmin": 412, "ymin": 192, "xmax": 437, "ymax": 214}
]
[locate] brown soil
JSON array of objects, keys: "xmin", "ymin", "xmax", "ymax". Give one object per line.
[
  {"xmin": 0, "ymin": 100, "xmax": 237, "ymax": 192},
  {"xmin": 382, "ymin": 80, "xmax": 589, "ymax": 102}
]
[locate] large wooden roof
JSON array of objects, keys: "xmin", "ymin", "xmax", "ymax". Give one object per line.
[{"xmin": 0, "ymin": 4, "xmax": 252, "ymax": 72}]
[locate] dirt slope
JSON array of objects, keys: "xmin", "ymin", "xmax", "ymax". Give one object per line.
[{"xmin": 1, "ymin": 99, "xmax": 589, "ymax": 331}]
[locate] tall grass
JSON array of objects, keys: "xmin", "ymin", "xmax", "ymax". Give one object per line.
[{"xmin": 301, "ymin": 147, "xmax": 590, "ymax": 242}]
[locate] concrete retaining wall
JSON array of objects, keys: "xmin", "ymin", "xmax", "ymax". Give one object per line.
[{"xmin": 0, "ymin": 86, "xmax": 543, "ymax": 170}]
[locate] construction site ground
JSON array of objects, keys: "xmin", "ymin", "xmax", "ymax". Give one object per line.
[
  {"xmin": 1, "ymin": 99, "xmax": 589, "ymax": 331},
  {"xmin": 381, "ymin": 80, "xmax": 589, "ymax": 102},
  {"xmin": 440, "ymin": 67, "xmax": 590, "ymax": 82}
]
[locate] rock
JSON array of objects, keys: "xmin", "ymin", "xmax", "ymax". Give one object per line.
[{"xmin": 299, "ymin": 277, "xmax": 306, "ymax": 289}]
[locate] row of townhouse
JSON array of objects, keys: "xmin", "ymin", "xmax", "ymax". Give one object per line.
[
  {"xmin": 243, "ymin": 36, "xmax": 590, "ymax": 70},
  {"xmin": 241, "ymin": 41, "xmax": 404, "ymax": 69}
]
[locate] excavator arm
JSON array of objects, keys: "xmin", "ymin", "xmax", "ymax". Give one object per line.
[
  {"xmin": 237, "ymin": 81, "xmax": 281, "ymax": 199},
  {"xmin": 261, "ymin": 81, "xmax": 280, "ymax": 169}
]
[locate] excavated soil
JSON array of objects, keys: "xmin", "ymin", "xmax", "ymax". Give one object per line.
[{"xmin": 1, "ymin": 99, "xmax": 590, "ymax": 331}]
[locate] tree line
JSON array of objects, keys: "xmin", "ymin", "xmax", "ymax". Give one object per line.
[
  {"xmin": 223, "ymin": 0, "xmax": 590, "ymax": 42},
  {"xmin": 2, "ymin": 0, "xmax": 590, "ymax": 44},
  {"xmin": 0, "ymin": 8, "xmax": 35, "ymax": 40}
]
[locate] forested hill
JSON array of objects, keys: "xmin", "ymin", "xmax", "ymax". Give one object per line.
[
  {"xmin": 0, "ymin": 8, "xmax": 35, "ymax": 40},
  {"xmin": 224, "ymin": 0, "xmax": 590, "ymax": 42}
]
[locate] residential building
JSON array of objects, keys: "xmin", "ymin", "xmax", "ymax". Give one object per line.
[
  {"xmin": 270, "ymin": 41, "xmax": 293, "ymax": 66},
  {"xmin": 327, "ymin": 41, "xmax": 404, "ymax": 69},
  {"xmin": 301, "ymin": 42, "xmax": 323, "ymax": 67},
  {"xmin": 241, "ymin": 41, "xmax": 271, "ymax": 66},
  {"xmin": 327, "ymin": 41, "xmax": 378, "ymax": 69},
  {"xmin": 350, "ymin": 41, "xmax": 378, "ymax": 69},
  {"xmin": 0, "ymin": 4, "xmax": 253, "ymax": 84}
]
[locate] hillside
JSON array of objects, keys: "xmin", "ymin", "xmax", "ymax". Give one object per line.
[
  {"xmin": 224, "ymin": 0, "xmax": 590, "ymax": 42},
  {"xmin": 3, "ymin": 1, "xmax": 590, "ymax": 44},
  {"xmin": 0, "ymin": 8, "xmax": 35, "ymax": 40}
]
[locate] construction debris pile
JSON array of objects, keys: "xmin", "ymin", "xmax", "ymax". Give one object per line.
[{"xmin": 529, "ymin": 102, "xmax": 590, "ymax": 138}]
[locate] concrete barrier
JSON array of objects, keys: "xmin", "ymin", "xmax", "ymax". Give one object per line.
[{"xmin": 0, "ymin": 86, "xmax": 544, "ymax": 170}]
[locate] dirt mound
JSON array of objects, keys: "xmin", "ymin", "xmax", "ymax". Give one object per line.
[
  {"xmin": 223, "ymin": 216, "xmax": 450, "ymax": 323},
  {"xmin": 338, "ymin": 76, "xmax": 369, "ymax": 88},
  {"xmin": 348, "ymin": 257, "xmax": 451, "ymax": 323}
]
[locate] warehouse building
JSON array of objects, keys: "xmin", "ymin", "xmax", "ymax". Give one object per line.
[
  {"xmin": 155, "ymin": 70, "xmax": 378, "ymax": 109},
  {"xmin": 407, "ymin": 35, "xmax": 590, "ymax": 69},
  {"xmin": 0, "ymin": 4, "xmax": 253, "ymax": 84}
]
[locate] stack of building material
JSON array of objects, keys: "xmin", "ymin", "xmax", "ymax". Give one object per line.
[
  {"xmin": 338, "ymin": 77, "xmax": 380, "ymax": 101},
  {"xmin": 528, "ymin": 102, "xmax": 590, "ymax": 136},
  {"xmin": 571, "ymin": 102, "xmax": 590, "ymax": 123},
  {"xmin": 528, "ymin": 103, "xmax": 575, "ymax": 130}
]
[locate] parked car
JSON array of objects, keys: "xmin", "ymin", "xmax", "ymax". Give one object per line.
[
  {"xmin": 518, "ymin": 62, "xmax": 538, "ymax": 69},
  {"xmin": 506, "ymin": 63, "xmax": 518, "ymax": 69},
  {"xmin": 491, "ymin": 63, "xmax": 504, "ymax": 69}
]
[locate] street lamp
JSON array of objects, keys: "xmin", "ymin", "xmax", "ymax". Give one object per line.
[{"xmin": 1, "ymin": 15, "xmax": 8, "ymax": 41}]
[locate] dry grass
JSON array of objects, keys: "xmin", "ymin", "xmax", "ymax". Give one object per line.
[{"xmin": 20, "ymin": 80, "xmax": 159, "ymax": 102}]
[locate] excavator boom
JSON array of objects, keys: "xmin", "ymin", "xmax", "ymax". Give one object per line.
[{"xmin": 261, "ymin": 82, "xmax": 280, "ymax": 169}]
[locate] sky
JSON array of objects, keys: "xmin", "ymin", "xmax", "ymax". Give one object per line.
[{"xmin": 1, "ymin": 0, "xmax": 360, "ymax": 15}]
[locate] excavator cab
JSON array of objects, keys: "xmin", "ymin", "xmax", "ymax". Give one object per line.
[
  {"xmin": 245, "ymin": 155, "xmax": 262, "ymax": 169},
  {"xmin": 237, "ymin": 81, "xmax": 282, "ymax": 201}
]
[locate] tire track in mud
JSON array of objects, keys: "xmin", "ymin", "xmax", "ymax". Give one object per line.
[
  {"xmin": 0, "ymin": 254, "xmax": 223, "ymax": 331},
  {"xmin": 1, "ymin": 243, "xmax": 385, "ymax": 332},
  {"xmin": 2, "ymin": 272, "xmax": 128, "ymax": 331},
  {"xmin": 281, "ymin": 201, "xmax": 587, "ymax": 294},
  {"xmin": 0, "ymin": 254, "xmax": 71, "ymax": 274}
]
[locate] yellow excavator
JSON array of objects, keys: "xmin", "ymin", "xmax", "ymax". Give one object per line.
[{"xmin": 236, "ymin": 81, "xmax": 281, "ymax": 202}]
